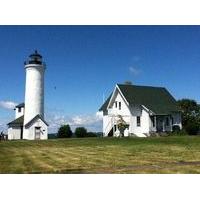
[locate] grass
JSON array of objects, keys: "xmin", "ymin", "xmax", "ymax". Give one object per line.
[{"xmin": 1, "ymin": 136, "xmax": 200, "ymax": 173}]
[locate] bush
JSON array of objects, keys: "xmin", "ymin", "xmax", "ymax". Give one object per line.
[
  {"xmin": 75, "ymin": 127, "xmax": 87, "ymax": 138},
  {"xmin": 86, "ymin": 132, "xmax": 97, "ymax": 137},
  {"xmin": 185, "ymin": 122, "xmax": 199, "ymax": 135},
  {"xmin": 168, "ymin": 125, "xmax": 187, "ymax": 136},
  {"xmin": 172, "ymin": 125, "xmax": 181, "ymax": 132},
  {"xmin": 170, "ymin": 130, "xmax": 187, "ymax": 136},
  {"xmin": 57, "ymin": 124, "xmax": 73, "ymax": 138}
]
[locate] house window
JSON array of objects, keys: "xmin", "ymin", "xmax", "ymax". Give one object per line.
[
  {"xmin": 119, "ymin": 102, "xmax": 121, "ymax": 110},
  {"xmin": 137, "ymin": 116, "xmax": 141, "ymax": 127},
  {"xmin": 171, "ymin": 117, "xmax": 174, "ymax": 125},
  {"xmin": 166, "ymin": 117, "xmax": 169, "ymax": 126},
  {"xmin": 18, "ymin": 107, "xmax": 21, "ymax": 112},
  {"xmin": 115, "ymin": 101, "xmax": 117, "ymax": 108}
]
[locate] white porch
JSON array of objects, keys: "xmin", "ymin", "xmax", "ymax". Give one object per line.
[{"xmin": 103, "ymin": 114, "xmax": 175, "ymax": 137}]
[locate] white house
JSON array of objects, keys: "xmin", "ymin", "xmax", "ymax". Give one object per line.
[
  {"xmin": 99, "ymin": 83, "xmax": 182, "ymax": 137},
  {"xmin": 7, "ymin": 51, "xmax": 48, "ymax": 140}
]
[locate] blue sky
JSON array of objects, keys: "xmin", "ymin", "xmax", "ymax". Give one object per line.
[{"xmin": 0, "ymin": 25, "xmax": 200, "ymax": 132}]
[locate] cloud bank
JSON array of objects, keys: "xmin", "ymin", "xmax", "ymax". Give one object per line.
[
  {"xmin": 46, "ymin": 111, "xmax": 103, "ymax": 133},
  {"xmin": 0, "ymin": 101, "xmax": 17, "ymax": 110}
]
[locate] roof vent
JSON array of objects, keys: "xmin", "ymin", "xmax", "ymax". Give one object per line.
[{"xmin": 124, "ymin": 81, "xmax": 133, "ymax": 85}]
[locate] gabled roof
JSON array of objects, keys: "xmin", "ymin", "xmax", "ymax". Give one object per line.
[
  {"xmin": 25, "ymin": 114, "xmax": 49, "ymax": 128},
  {"xmin": 15, "ymin": 103, "xmax": 25, "ymax": 108},
  {"xmin": 99, "ymin": 84, "xmax": 180, "ymax": 115},
  {"xmin": 99, "ymin": 93, "xmax": 113, "ymax": 111},
  {"xmin": 7, "ymin": 115, "xmax": 24, "ymax": 127}
]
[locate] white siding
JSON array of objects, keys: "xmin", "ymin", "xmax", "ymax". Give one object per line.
[
  {"xmin": 103, "ymin": 89, "xmax": 131, "ymax": 136},
  {"xmin": 8, "ymin": 127, "xmax": 21, "ymax": 140},
  {"xmin": 108, "ymin": 89, "xmax": 130, "ymax": 116},
  {"xmin": 15, "ymin": 107, "xmax": 24, "ymax": 119},
  {"xmin": 129, "ymin": 107, "xmax": 150, "ymax": 137},
  {"xmin": 23, "ymin": 118, "xmax": 48, "ymax": 140}
]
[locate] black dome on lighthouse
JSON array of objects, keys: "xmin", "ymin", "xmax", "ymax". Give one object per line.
[
  {"xmin": 24, "ymin": 50, "xmax": 44, "ymax": 65},
  {"xmin": 29, "ymin": 50, "xmax": 42, "ymax": 58}
]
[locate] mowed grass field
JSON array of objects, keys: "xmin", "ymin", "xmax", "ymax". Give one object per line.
[{"xmin": 1, "ymin": 136, "xmax": 200, "ymax": 173}]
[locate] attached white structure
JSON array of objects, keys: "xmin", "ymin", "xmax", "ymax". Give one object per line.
[
  {"xmin": 99, "ymin": 83, "xmax": 182, "ymax": 137},
  {"xmin": 8, "ymin": 51, "xmax": 48, "ymax": 140}
]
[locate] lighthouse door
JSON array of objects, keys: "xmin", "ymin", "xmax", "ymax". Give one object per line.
[{"xmin": 35, "ymin": 127, "xmax": 41, "ymax": 140}]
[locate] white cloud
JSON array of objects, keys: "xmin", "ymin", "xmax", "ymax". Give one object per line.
[
  {"xmin": 46, "ymin": 111, "xmax": 103, "ymax": 133},
  {"xmin": 0, "ymin": 101, "xmax": 17, "ymax": 110},
  {"xmin": 129, "ymin": 66, "xmax": 141, "ymax": 76}
]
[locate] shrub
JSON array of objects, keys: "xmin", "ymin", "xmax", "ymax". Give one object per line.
[
  {"xmin": 75, "ymin": 127, "xmax": 87, "ymax": 137},
  {"xmin": 185, "ymin": 122, "xmax": 199, "ymax": 135},
  {"xmin": 172, "ymin": 125, "xmax": 181, "ymax": 132},
  {"xmin": 57, "ymin": 124, "xmax": 73, "ymax": 138},
  {"xmin": 170, "ymin": 130, "xmax": 187, "ymax": 136},
  {"xmin": 86, "ymin": 132, "xmax": 97, "ymax": 137}
]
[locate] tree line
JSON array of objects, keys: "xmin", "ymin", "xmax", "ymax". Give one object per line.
[{"xmin": 57, "ymin": 125, "xmax": 98, "ymax": 138}]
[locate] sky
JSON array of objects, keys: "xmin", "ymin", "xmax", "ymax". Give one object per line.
[{"xmin": 0, "ymin": 25, "xmax": 200, "ymax": 132}]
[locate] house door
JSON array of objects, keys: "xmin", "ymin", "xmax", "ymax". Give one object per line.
[
  {"xmin": 156, "ymin": 117, "xmax": 164, "ymax": 132},
  {"xmin": 35, "ymin": 127, "xmax": 41, "ymax": 140}
]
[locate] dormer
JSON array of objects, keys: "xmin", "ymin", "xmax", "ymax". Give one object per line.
[{"xmin": 14, "ymin": 103, "xmax": 25, "ymax": 119}]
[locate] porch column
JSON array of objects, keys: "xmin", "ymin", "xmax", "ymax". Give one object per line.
[
  {"xmin": 170, "ymin": 116, "xmax": 173, "ymax": 131},
  {"xmin": 162, "ymin": 117, "xmax": 165, "ymax": 132},
  {"xmin": 154, "ymin": 116, "xmax": 157, "ymax": 132}
]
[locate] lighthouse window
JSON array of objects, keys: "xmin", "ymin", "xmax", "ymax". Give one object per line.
[
  {"xmin": 115, "ymin": 101, "xmax": 117, "ymax": 108},
  {"xmin": 18, "ymin": 107, "xmax": 21, "ymax": 112}
]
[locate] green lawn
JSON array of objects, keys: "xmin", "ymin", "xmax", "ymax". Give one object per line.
[{"xmin": 1, "ymin": 136, "xmax": 200, "ymax": 173}]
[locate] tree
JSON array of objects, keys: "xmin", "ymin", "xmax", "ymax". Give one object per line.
[
  {"xmin": 57, "ymin": 124, "xmax": 73, "ymax": 138},
  {"xmin": 75, "ymin": 127, "xmax": 87, "ymax": 137},
  {"xmin": 117, "ymin": 115, "xmax": 128, "ymax": 137},
  {"xmin": 177, "ymin": 99, "xmax": 200, "ymax": 126},
  {"xmin": 185, "ymin": 122, "xmax": 199, "ymax": 135},
  {"xmin": 177, "ymin": 99, "xmax": 200, "ymax": 134}
]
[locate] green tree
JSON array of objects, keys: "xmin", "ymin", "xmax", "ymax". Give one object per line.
[
  {"xmin": 177, "ymin": 99, "xmax": 200, "ymax": 134},
  {"xmin": 177, "ymin": 99, "xmax": 200, "ymax": 126},
  {"xmin": 57, "ymin": 124, "xmax": 73, "ymax": 138},
  {"xmin": 75, "ymin": 127, "xmax": 87, "ymax": 137}
]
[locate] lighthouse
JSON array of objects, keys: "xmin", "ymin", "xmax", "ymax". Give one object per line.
[
  {"xmin": 24, "ymin": 51, "xmax": 45, "ymax": 124},
  {"xmin": 7, "ymin": 51, "xmax": 48, "ymax": 140},
  {"xmin": 23, "ymin": 50, "xmax": 48, "ymax": 140}
]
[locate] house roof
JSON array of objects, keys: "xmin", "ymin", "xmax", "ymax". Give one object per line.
[
  {"xmin": 99, "ymin": 84, "xmax": 180, "ymax": 115},
  {"xmin": 25, "ymin": 114, "xmax": 49, "ymax": 128},
  {"xmin": 15, "ymin": 103, "xmax": 25, "ymax": 108},
  {"xmin": 7, "ymin": 115, "xmax": 24, "ymax": 127},
  {"xmin": 99, "ymin": 93, "xmax": 113, "ymax": 111}
]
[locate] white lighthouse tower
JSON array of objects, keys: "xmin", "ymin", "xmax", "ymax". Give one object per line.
[{"xmin": 23, "ymin": 50, "xmax": 48, "ymax": 140}]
